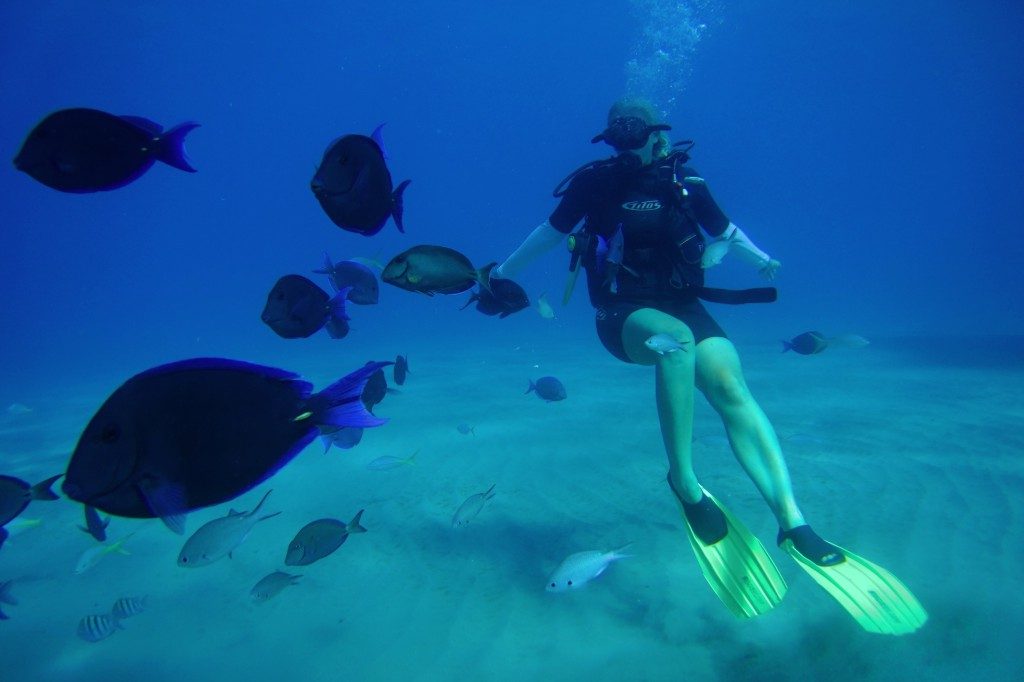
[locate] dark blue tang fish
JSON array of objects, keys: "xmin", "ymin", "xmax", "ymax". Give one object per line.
[
  {"xmin": 13, "ymin": 107, "xmax": 198, "ymax": 193},
  {"xmin": 61, "ymin": 359, "xmax": 390, "ymax": 533},
  {"xmin": 311, "ymin": 124, "xmax": 410, "ymax": 236},
  {"xmin": 261, "ymin": 275, "xmax": 350, "ymax": 339},
  {"xmin": 526, "ymin": 376, "xmax": 567, "ymax": 402},
  {"xmin": 782, "ymin": 331, "xmax": 829, "ymax": 355},
  {"xmin": 0, "ymin": 474, "xmax": 61, "ymax": 550}
]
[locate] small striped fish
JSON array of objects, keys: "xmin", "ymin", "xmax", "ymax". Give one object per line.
[
  {"xmin": 76, "ymin": 613, "xmax": 122, "ymax": 642},
  {"xmin": 111, "ymin": 596, "xmax": 147, "ymax": 619}
]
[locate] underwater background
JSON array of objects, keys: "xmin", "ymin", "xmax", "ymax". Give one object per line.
[{"xmin": 1, "ymin": 1, "xmax": 1022, "ymax": 680}]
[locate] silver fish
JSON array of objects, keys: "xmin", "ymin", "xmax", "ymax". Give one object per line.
[
  {"xmin": 452, "ymin": 484, "xmax": 496, "ymax": 529},
  {"xmin": 701, "ymin": 230, "xmax": 737, "ymax": 269},
  {"xmin": 546, "ymin": 544, "xmax": 632, "ymax": 592},
  {"xmin": 251, "ymin": 571, "xmax": 302, "ymax": 602},
  {"xmin": 536, "ymin": 293, "xmax": 556, "ymax": 319},
  {"xmin": 76, "ymin": 613, "xmax": 122, "ymax": 642},
  {"xmin": 177, "ymin": 490, "xmax": 280, "ymax": 567},
  {"xmin": 111, "ymin": 596, "xmax": 148, "ymax": 619},
  {"xmin": 644, "ymin": 333, "xmax": 689, "ymax": 355}
]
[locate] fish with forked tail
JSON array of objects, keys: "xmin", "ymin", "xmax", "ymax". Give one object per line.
[
  {"xmin": 61, "ymin": 359, "xmax": 389, "ymax": 534},
  {"xmin": 178, "ymin": 490, "xmax": 280, "ymax": 567}
]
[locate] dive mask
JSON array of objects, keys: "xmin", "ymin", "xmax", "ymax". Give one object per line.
[{"xmin": 591, "ymin": 116, "xmax": 672, "ymax": 150}]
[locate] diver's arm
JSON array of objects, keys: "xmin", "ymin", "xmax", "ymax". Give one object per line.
[
  {"xmin": 723, "ymin": 222, "xmax": 781, "ymax": 279},
  {"xmin": 491, "ymin": 220, "xmax": 566, "ymax": 279}
]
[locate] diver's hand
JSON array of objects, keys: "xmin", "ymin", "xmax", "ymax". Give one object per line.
[{"xmin": 760, "ymin": 258, "xmax": 781, "ymax": 281}]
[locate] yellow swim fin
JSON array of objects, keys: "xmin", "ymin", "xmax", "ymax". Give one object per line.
[
  {"xmin": 673, "ymin": 483, "xmax": 787, "ymax": 618},
  {"xmin": 779, "ymin": 526, "xmax": 927, "ymax": 635}
]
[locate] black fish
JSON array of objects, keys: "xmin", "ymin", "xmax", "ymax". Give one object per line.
[
  {"xmin": 393, "ymin": 355, "xmax": 410, "ymax": 386},
  {"xmin": 361, "ymin": 368, "xmax": 389, "ymax": 413},
  {"xmin": 462, "ymin": 278, "xmax": 529, "ymax": 318},
  {"xmin": 311, "ymin": 125, "xmax": 410, "ymax": 236},
  {"xmin": 261, "ymin": 275, "xmax": 349, "ymax": 339},
  {"xmin": 285, "ymin": 510, "xmax": 367, "ymax": 566},
  {"xmin": 79, "ymin": 504, "xmax": 110, "ymax": 542},
  {"xmin": 526, "ymin": 377, "xmax": 567, "ymax": 402},
  {"xmin": 0, "ymin": 474, "xmax": 60, "ymax": 550},
  {"xmin": 782, "ymin": 331, "xmax": 829, "ymax": 355},
  {"xmin": 319, "ymin": 426, "xmax": 364, "ymax": 452},
  {"xmin": 61, "ymin": 358, "xmax": 390, "ymax": 533},
  {"xmin": 0, "ymin": 581, "xmax": 16, "ymax": 620},
  {"xmin": 313, "ymin": 252, "xmax": 379, "ymax": 305},
  {"xmin": 382, "ymin": 245, "xmax": 494, "ymax": 296},
  {"xmin": 13, "ymin": 108, "xmax": 198, "ymax": 193}
]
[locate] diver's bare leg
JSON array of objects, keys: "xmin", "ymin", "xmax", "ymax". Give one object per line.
[
  {"xmin": 694, "ymin": 337, "xmax": 805, "ymax": 529},
  {"xmin": 620, "ymin": 308, "xmax": 701, "ymax": 503}
]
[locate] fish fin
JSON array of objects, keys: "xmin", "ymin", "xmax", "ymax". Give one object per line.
[
  {"xmin": 310, "ymin": 361, "xmax": 392, "ymax": 430},
  {"xmin": 137, "ymin": 478, "xmax": 187, "ymax": 535},
  {"xmin": 247, "ymin": 489, "xmax": 274, "ymax": 518},
  {"xmin": 117, "ymin": 548, "xmax": 131, "ymax": 556},
  {"xmin": 392, "ymin": 179, "xmax": 411, "ymax": 233},
  {"xmin": 258, "ymin": 511, "xmax": 282, "ymax": 523},
  {"xmin": 348, "ymin": 509, "xmax": 367, "ymax": 534},
  {"xmin": 155, "ymin": 121, "xmax": 200, "ymax": 172},
  {"xmin": 483, "ymin": 484, "xmax": 497, "ymax": 500},
  {"xmin": 385, "ymin": 387, "xmax": 401, "ymax": 395},
  {"xmin": 316, "ymin": 251, "xmax": 335, "ymax": 277},
  {"xmin": 134, "ymin": 358, "xmax": 306, "ymax": 387},
  {"xmin": 370, "ymin": 123, "xmax": 389, "ymax": 159},
  {"xmin": 321, "ymin": 435, "xmax": 333, "ymax": 454},
  {"xmin": 30, "ymin": 474, "xmax": 62, "ymax": 501},
  {"xmin": 290, "ymin": 575, "xmax": 303, "ymax": 584},
  {"xmin": 102, "ymin": 516, "xmax": 111, "ymax": 529},
  {"xmin": 328, "ymin": 288, "xmax": 351, "ymax": 321},
  {"xmin": 611, "ymin": 543, "xmax": 635, "ymax": 559},
  {"xmin": 228, "ymin": 551, "xmax": 233, "ymax": 560},
  {"xmin": 119, "ymin": 115, "xmax": 163, "ymax": 134},
  {"xmin": 459, "ymin": 293, "xmax": 479, "ymax": 310},
  {"xmin": 525, "ymin": 380, "xmax": 536, "ymax": 395}
]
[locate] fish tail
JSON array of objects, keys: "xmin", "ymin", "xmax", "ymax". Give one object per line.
[
  {"xmin": 156, "ymin": 122, "xmax": 200, "ymax": 173},
  {"xmin": 780, "ymin": 340, "xmax": 793, "ymax": 353},
  {"xmin": 392, "ymin": 179, "xmax": 411, "ymax": 233},
  {"xmin": 610, "ymin": 542, "xmax": 634, "ymax": 559},
  {"xmin": 347, "ymin": 509, "xmax": 367, "ymax": 534},
  {"xmin": 483, "ymin": 484, "xmax": 496, "ymax": 500},
  {"xmin": 30, "ymin": 474, "xmax": 62, "ymax": 501},
  {"xmin": 311, "ymin": 361, "xmax": 392, "ymax": 429},
  {"xmin": 525, "ymin": 380, "xmax": 536, "ymax": 395},
  {"xmin": 476, "ymin": 263, "xmax": 497, "ymax": 294},
  {"xmin": 320, "ymin": 434, "xmax": 333, "ymax": 454},
  {"xmin": 328, "ymin": 287, "xmax": 351, "ymax": 321}
]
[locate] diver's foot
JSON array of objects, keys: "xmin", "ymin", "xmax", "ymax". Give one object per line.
[
  {"xmin": 777, "ymin": 525, "xmax": 845, "ymax": 566},
  {"xmin": 667, "ymin": 474, "xmax": 728, "ymax": 544}
]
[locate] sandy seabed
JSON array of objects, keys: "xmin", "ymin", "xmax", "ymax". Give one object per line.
[{"xmin": 1, "ymin": 332, "xmax": 1022, "ymax": 682}]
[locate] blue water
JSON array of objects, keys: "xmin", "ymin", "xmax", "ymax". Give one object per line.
[{"xmin": 1, "ymin": 2, "xmax": 1022, "ymax": 680}]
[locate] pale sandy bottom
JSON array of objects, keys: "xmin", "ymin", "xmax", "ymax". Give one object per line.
[{"xmin": 1, "ymin": 333, "xmax": 1021, "ymax": 682}]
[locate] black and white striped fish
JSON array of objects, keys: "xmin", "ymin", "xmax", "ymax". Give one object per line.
[
  {"xmin": 76, "ymin": 613, "xmax": 122, "ymax": 642},
  {"xmin": 111, "ymin": 596, "xmax": 147, "ymax": 619}
]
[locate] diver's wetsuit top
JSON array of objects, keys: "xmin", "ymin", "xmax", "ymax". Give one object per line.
[{"xmin": 549, "ymin": 160, "xmax": 730, "ymax": 308}]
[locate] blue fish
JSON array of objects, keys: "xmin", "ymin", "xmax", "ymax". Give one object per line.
[
  {"xmin": 311, "ymin": 124, "xmax": 410, "ymax": 236},
  {"xmin": 62, "ymin": 359, "xmax": 390, "ymax": 533},
  {"xmin": 14, "ymin": 108, "xmax": 198, "ymax": 193},
  {"xmin": 313, "ymin": 252, "xmax": 380, "ymax": 305},
  {"xmin": 261, "ymin": 275, "xmax": 350, "ymax": 340},
  {"xmin": 526, "ymin": 377, "xmax": 567, "ymax": 402}
]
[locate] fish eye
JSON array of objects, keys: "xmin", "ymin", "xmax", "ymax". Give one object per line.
[
  {"xmin": 180, "ymin": 556, "xmax": 188, "ymax": 564},
  {"xmin": 567, "ymin": 580, "xmax": 573, "ymax": 586},
  {"xmin": 100, "ymin": 423, "xmax": 121, "ymax": 443},
  {"xmin": 550, "ymin": 582, "xmax": 556, "ymax": 588}
]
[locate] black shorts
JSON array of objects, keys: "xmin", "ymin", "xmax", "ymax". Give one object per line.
[{"xmin": 595, "ymin": 298, "xmax": 727, "ymax": 363}]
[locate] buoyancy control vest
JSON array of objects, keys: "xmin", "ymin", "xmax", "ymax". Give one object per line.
[{"xmin": 557, "ymin": 146, "xmax": 777, "ymax": 307}]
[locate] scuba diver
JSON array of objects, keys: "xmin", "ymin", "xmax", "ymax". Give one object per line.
[{"xmin": 491, "ymin": 98, "xmax": 926, "ymax": 634}]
